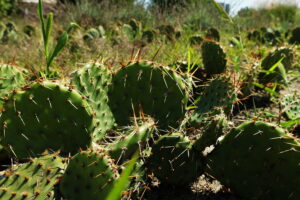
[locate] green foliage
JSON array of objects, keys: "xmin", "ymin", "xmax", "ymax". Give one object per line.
[
  {"xmin": 38, "ymin": 0, "xmax": 79, "ymax": 74},
  {"xmin": 0, "ymin": 0, "xmax": 17, "ymax": 16},
  {"xmin": 259, "ymin": 47, "xmax": 294, "ymax": 84}
]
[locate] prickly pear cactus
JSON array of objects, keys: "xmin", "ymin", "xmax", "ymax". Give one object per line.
[
  {"xmin": 282, "ymin": 93, "xmax": 300, "ymax": 120},
  {"xmin": 189, "ymin": 35, "xmax": 203, "ymax": 45},
  {"xmin": 259, "ymin": 47, "xmax": 294, "ymax": 83},
  {"xmin": 201, "ymin": 41, "xmax": 227, "ymax": 75},
  {"xmin": 289, "ymin": 27, "xmax": 300, "ymax": 44},
  {"xmin": 191, "ymin": 76, "xmax": 237, "ymax": 122},
  {"xmin": 142, "ymin": 29, "xmax": 155, "ymax": 43},
  {"xmin": 0, "ymin": 64, "xmax": 26, "ymax": 99},
  {"xmin": 0, "ymin": 153, "xmax": 66, "ymax": 200},
  {"xmin": 158, "ymin": 24, "xmax": 175, "ymax": 41},
  {"xmin": 206, "ymin": 121, "xmax": 300, "ymax": 200},
  {"xmin": 192, "ymin": 113, "xmax": 228, "ymax": 152},
  {"xmin": 60, "ymin": 149, "xmax": 119, "ymax": 200},
  {"xmin": 262, "ymin": 48, "xmax": 294, "ymax": 71},
  {"xmin": 0, "ymin": 81, "xmax": 95, "ymax": 159},
  {"xmin": 107, "ymin": 61, "xmax": 189, "ymax": 129},
  {"xmin": 71, "ymin": 62, "xmax": 115, "ymax": 141},
  {"xmin": 147, "ymin": 133, "xmax": 202, "ymax": 186},
  {"xmin": 107, "ymin": 119, "xmax": 155, "ymax": 163},
  {"xmin": 23, "ymin": 25, "xmax": 35, "ymax": 37},
  {"xmin": 205, "ymin": 27, "xmax": 220, "ymax": 42}
]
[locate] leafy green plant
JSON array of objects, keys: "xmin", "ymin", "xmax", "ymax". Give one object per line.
[
  {"xmin": 0, "ymin": 0, "xmax": 17, "ymax": 16},
  {"xmin": 37, "ymin": 0, "xmax": 79, "ymax": 75}
]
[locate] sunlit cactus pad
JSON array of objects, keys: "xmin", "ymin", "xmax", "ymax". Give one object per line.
[
  {"xmin": 71, "ymin": 62, "xmax": 115, "ymax": 141},
  {"xmin": 59, "ymin": 149, "xmax": 119, "ymax": 200},
  {"xmin": 0, "ymin": 81, "xmax": 95, "ymax": 159},
  {"xmin": 0, "ymin": 153, "xmax": 66, "ymax": 200},
  {"xmin": 282, "ymin": 93, "xmax": 300, "ymax": 120},
  {"xmin": 107, "ymin": 61, "xmax": 189, "ymax": 129},
  {"xmin": 0, "ymin": 64, "xmax": 26, "ymax": 98}
]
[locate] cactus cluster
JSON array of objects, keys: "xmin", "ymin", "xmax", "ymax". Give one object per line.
[{"xmin": 1, "ymin": 7, "xmax": 300, "ymax": 200}]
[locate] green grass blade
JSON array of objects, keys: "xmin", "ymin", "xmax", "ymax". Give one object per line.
[
  {"xmin": 211, "ymin": 0, "xmax": 233, "ymax": 24},
  {"xmin": 106, "ymin": 152, "xmax": 138, "ymax": 200},
  {"xmin": 281, "ymin": 118, "xmax": 300, "ymax": 129},
  {"xmin": 267, "ymin": 56, "xmax": 285, "ymax": 73},
  {"xmin": 46, "ymin": 32, "xmax": 68, "ymax": 68},
  {"xmin": 45, "ymin": 12, "xmax": 53, "ymax": 56},
  {"xmin": 37, "ymin": 0, "xmax": 46, "ymax": 48},
  {"xmin": 252, "ymin": 82, "xmax": 281, "ymax": 97}
]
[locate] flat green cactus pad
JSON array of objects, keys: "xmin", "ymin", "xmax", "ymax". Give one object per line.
[
  {"xmin": 0, "ymin": 81, "xmax": 95, "ymax": 159},
  {"xmin": 0, "ymin": 153, "xmax": 66, "ymax": 200},
  {"xmin": 107, "ymin": 61, "xmax": 189, "ymax": 129},
  {"xmin": 206, "ymin": 121, "xmax": 300, "ymax": 200}
]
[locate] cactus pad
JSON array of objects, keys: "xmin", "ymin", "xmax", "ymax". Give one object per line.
[
  {"xmin": 71, "ymin": 62, "xmax": 115, "ymax": 141},
  {"xmin": 0, "ymin": 81, "xmax": 95, "ymax": 159},
  {"xmin": 107, "ymin": 119, "xmax": 155, "ymax": 163},
  {"xmin": 192, "ymin": 76, "xmax": 237, "ymax": 121},
  {"xmin": 107, "ymin": 61, "xmax": 189, "ymax": 129},
  {"xmin": 201, "ymin": 41, "xmax": 227, "ymax": 75},
  {"xmin": 0, "ymin": 64, "xmax": 26, "ymax": 99},
  {"xmin": 206, "ymin": 121, "xmax": 300, "ymax": 200},
  {"xmin": 0, "ymin": 153, "xmax": 66, "ymax": 200},
  {"xmin": 147, "ymin": 133, "xmax": 202, "ymax": 186},
  {"xmin": 282, "ymin": 94, "xmax": 300, "ymax": 120},
  {"xmin": 60, "ymin": 149, "xmax": 119, "ymax": 200}
]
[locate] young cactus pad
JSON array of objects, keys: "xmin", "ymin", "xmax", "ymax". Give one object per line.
[
  {"xmin": 59, "ymin": 149, "xmax": 119, "ymax": 200},
  {"xmin": 201, "ymin": 41, "xmax": 227, "ymax": 75},
  {"xmin": 147, "ymin": 133, "xmax": 202, "ymax": 186},
  {"xmin": 282, "ymin": 93, "xmax": 300, "ymax": 120},
  {"xmin": 205, "ymin": 121, "xmax": 300, "ymax": 200},
  {"xmin": 191, "ymin": 76, "xmax": 237, "ymax": 123},
  {"xmin": 0, "ymin": 64, "xmax": 26, "ymax": 99},
  {"xmin": 0, "ymin": 153, "xmax": 66, "ymax": 200},
  {"xmin": 107, "ymin": 119, "xmax": 155, "ymax": 163},
  {"xmin": 71, "ymin": 62, "xmax": 115, "ymax": 141},
  {"xmin": 107, "ymin": 61, "xmax": 189, "ymax": 129},
  {"xmin": 0, "ymin": 81, "xmax": 95, "ymax": 159}
]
